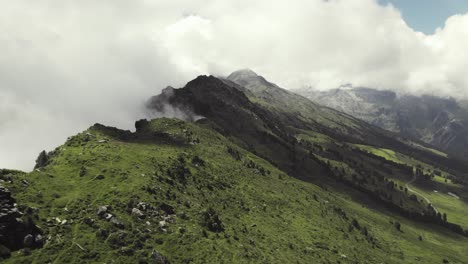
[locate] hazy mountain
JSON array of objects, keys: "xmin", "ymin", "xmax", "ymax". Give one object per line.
[
  {"xmin": 294, "ymin": 86, "xmax": 468, "ymax": 159},
  {"xmin": 2, "ymin": 70, "xmax": 468, "ymax": 263}
]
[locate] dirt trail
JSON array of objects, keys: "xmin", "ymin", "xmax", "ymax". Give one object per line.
[{"xmin": 405, "ymin": 175, "xmax": 439, "ymax": 214}]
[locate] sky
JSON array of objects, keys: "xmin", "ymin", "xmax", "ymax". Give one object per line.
[
  {"xmin": 380, "ymin": 0, "xmax": 468, "ymax": 34},
  {"xmin": 2, "ymin": 0, "xmax": 468, "ymax": 170}
]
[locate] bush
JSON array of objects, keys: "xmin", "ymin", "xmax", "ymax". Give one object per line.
[
  {"xmin": 227, "ymin": 147, "xmax": 242, "ymax": 161},
  {"xmin": 394, "ymin": 221, "xmax": 401, "ymax": 231},
  {"xmin": 191, "ymin": 156, "xmax": 205, "ymax": 167},
  {"xmin": 351, "ymin": 219, "xmax": 361, "ymax": 230},
  {"xmin": 201, "ymin": 207, "xmax": 224, "ymax": 232},
  {"xmin": 167, "ymin": 157, "xmax": 191, "ymax": 183}
]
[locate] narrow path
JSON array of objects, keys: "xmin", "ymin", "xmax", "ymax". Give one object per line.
[{"xmin": 405, "ymin": 174, "xmax": 439, "ymax": 214}]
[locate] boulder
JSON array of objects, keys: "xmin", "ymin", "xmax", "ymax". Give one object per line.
[{"xmin": 23, "ymin": 234, "xmax": 34, "ymax": 248}]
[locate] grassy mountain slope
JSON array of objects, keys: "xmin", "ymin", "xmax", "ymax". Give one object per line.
[
  {"xmin": 2, "ymin": 71, "xmax": 468, "ymax": 263},
  {"xmin": 2, "ymin": 118, "xmax": 468, "ymax": 263},
  {"xmin": 148, "ymin": 71, "xmax": 468, "ymax": 237}
]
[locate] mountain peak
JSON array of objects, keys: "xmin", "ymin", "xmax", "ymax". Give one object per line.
[
  {"xmin": 227, "ymin": 68, "xmax": 259, "ymax": 79},
  {"xmin": 227, "ymin": 69, "xmax": 278, "ymax": 93}
]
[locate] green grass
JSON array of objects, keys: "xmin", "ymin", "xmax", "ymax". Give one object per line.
[
  {"xmin": 296, "ymin": 131, "xmax": 333, "ymax": 144},
  {"xmin": 2, "ymin": 118, "xmax": 468, "ymax": 263},
  {"xmin": 407, "ymin": 184, "xmax": 468, "ymax": 229},
  {"xmin": 351, "ymin": 143, "xmax": 468, "ymax": 231},
  {"xmin": 337, "ymin": 190, "xmax": 468, "ymax": 264},
  {"xmin": 405, "ymin": 141, "xmax": 448, "ymax": 158},
  {"xmin": 433, "ymin": 175, "xmax": 461, "ymax": 188},
  {"xmin": 353, "ymin": 144, "xmax": 402, "ymax": 163},
  {"xmin": 352, "ymin": 144, "xmax": 453, "ymax": 182}
]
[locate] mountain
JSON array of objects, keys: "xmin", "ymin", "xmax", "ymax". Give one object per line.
[
  {"xmin": 294, "ymin": 86, "xmax": 468, "ymax": 159},
  {"xmin": 2, "ymin": 70, "xmax": 468, "ymax": 263}
]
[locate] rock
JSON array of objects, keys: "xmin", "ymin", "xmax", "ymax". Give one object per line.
[
  {"xmin": 35, "ymin": 234, "xmax": 44, "ymax": 245},
  {"xmin": 162, "ymin": 214, "xmax": 173, "ymax": 222},
  {"xmin": 20, "ymin": 248, "xmax": 32, "ymax": 256},
  {"xmin": 23, "ymin": 234, "xmax": 34, "ymax": 247},
  {"xmin": 131, "ymin": 208, "xmax": 144, "ymax": 218},
  {"xmin": 135, "ymin": 119, "xmax": 150, "ymax": 132},
  {"xmin": 104, "ymin": 213, "xmax": 113, "ymax": 220},
  {"xmin": 0, "ymin": 185, "xmax": 41, "ymax": 253},
  {"xmin": 159, "ymin": 220, "xmax": 167, "ymax": 228},
  {"xmin": 137, "ymin": 202, "xmax": 149, "ymax": 211},
  {"xmin": 110, "ymin": 217, "xmax": 124, "ymax": 229},
  {"xmin": 96, "ymin": 206, "xmax": 108, "ymax": 216},
  {"xmin": 151, "ymin": 249, "xmax": 170, "ymax": 264}
]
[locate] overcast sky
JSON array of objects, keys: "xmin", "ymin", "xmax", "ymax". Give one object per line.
[{"xmin": 2, "ymin": 0, "xmax": 468, "ymax": 170}]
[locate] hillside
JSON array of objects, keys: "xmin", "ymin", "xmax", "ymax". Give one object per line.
[
  {"xmin": 1, "ymin": 72, "xmax": 468, "ymax": 263},
  {"xmin": 294, "ymin": 86, "xmax": 468, "ymax": 160},
  {"xmin": 1, "ymin": 118, "xmax": 466, "ymax": 263}
]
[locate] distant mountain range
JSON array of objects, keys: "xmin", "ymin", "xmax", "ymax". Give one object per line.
[{"xmin": 294, "ymin": 86, "xmax": 468, "ymax": 159}]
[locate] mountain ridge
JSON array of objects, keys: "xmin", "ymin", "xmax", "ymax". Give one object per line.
[{"xmin": 1, "ymin": 71, "xmax": 468, "ymax": 263}]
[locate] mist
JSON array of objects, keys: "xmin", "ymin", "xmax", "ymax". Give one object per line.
[{"xmin": 2, "ymin": 0, "xmax": 468, "ymax": 170}]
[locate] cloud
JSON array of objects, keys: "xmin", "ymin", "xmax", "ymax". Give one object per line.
[{"xmin": 1, "ymin": 0, "xmax": 468, "ymax": 170}]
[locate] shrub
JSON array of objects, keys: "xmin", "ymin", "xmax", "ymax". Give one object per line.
[
  {"xmin": 227, "ymin": 147, "xmax": 242, "ymax": 161},
  {"xmin": 394, "ymin": 221, "xmax": 401, "ymax": 231},
  {"xmin": 201, "ymin": 207, "xmax": 224, "ymax": 232}
]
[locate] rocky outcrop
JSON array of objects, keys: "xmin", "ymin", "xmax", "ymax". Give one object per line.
[
  {"xmin": 34, "ymin": 150, "xmax": 49, "ymax": 169},
  {"xmin": 0, "ymin": 185, "xmax": 42, "ymax": 259}
]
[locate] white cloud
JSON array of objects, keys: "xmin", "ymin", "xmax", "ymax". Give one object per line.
[{"xmin": 1, "ymin": 0, "xmax": 468, "ymax": 170}]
